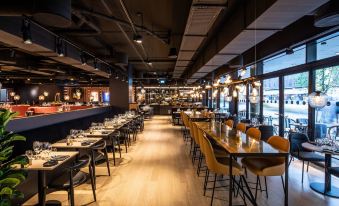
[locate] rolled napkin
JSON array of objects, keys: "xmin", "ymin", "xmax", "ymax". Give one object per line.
[{"xmin": 43, "ymin": 160, "xmax": 58, "ymax": 167}]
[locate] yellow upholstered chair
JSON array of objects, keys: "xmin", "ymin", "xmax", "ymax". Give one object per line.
[
  {"xmin": 241, "ymin": 136, "xmax": 289, "ymax": 200},
  {"xmin": 225, "ymin": 119, "xmax": 234, "ymax": 128},
  {"xmin": 201, "ymin": 133, "xmax": 244, "ymax": 205},
  {"xmin": 236, "ymin": 122, "xmax": 247, "ymax": 133},
  {"xmin": 246, "ymin": 128, "xmax": 261, "ymax": 141}
]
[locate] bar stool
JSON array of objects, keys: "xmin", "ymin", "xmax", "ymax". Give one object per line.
[
  {"xmin": 246, "ymin": 128, "xmax": 261, "ymax": 141},
  {"xmin": 236, "ymin": 123, "xmax": 247, "ymax": 133},
  {"xmin": 225, "ymin": 119, "xmax": 234, "ymax": 128}
]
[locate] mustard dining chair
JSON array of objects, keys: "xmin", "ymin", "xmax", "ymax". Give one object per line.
[
  {"xmin": 225, "ymin": 119, "xmax": 234, "ymax": 128},
  {"xmin": 236, "ymin": 122, "xmax": 247, "ymax": 133},
  {"xmin": 201, "ymin": 134, "xmax": 245, "ymax": 206},
  {"xmin": 246, "ymin": 127, "xmax": 261, "ymax": 141},
  {"xmin": 241, "ymin": 135, "xmax": 289, "ymax": 200}
]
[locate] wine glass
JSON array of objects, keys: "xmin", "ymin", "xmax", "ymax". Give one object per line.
[
  {"xmin": 25, "ymin": 150, "xmax": 33, "ymax": 164},
  {"xmin": 33, "ymin": 141, "xmax": 41, "ymax": 158}
]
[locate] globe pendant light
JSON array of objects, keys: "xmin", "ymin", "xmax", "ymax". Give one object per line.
[
  {"xmin": 249, "ymin": 95, "xmax": 260, "ymax": 104},
  {"xmin": 308, "ymin": 91, "xmax": 328, "ymax": 123},
  {"xmin": 225, "ymin": 96, "xmax": 232, "ymax": 102}
]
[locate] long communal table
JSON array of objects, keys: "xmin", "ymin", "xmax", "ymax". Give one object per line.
[{"xmin": 195, "ymin": 122, "xmax": 289, "ymax": 206}]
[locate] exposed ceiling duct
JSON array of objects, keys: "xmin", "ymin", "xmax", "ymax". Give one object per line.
[
  {"xmin": 0, "ymin": 0, "xmax": 72, "ymax": 28},
  {"xmin": 172, "ymin": 0, "xmax": 227, "ymax": 80},
  {"xmin": 187, "ymin": 0, "xmax": 330, "ymax": 84}
]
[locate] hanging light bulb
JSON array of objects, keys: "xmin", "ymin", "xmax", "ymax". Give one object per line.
[
  {"xmin": 239, "ymin": 84, "xmax": 245, "ymax": 93},
  {"xmin": 249, "ymin": 95, "xmax": 260, "ymax": 104},
  {"xmin": 240, "ymin": 68, "xmax": 246, "ymax": 77},
  {"xmin": 225, "ymin": 96, "xmax": 232, "ymax": 102},
  {"xmin": 225, "ymin": 75, "xmax": 232, "ymax": 84},
  {"xmin": 205, "ymin": 84, "xmax": 212, "ymax": 89},
  {"xmin": 141, "ymin": 88, "xmax": 146, "ymax": 94},
  {"xmin": 233, "ymin": 90, "xmax": 238, "ymax": 98},
  {"xmin": 223, "ymin": 87, "xmax": 229, "ymax": 96},
  {"xmin": 252, "ymin": 87, "xmax": 258, "ymax": 97},
  {"xmin": 213, "ymin": 90, "xmax": 218, "ymax": 97},
  {"xmin": 253, "ymin": 81, "xmax": 261, "ymax": 87},
  {"xmin": 202, "ymin": 90, "xmax": 206, "ymax": 94}
]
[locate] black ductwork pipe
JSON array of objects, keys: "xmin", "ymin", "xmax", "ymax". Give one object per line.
[{"xmin": 0, "ymin": 0, "xmax": 71, "ymax": 28}]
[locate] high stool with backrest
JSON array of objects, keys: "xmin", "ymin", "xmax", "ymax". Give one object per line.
[
  {"xmin": 225, "ymin": 119, "xmax": 234, "ymax": 128},
  {"xmin": 236, "ymin": 123, "xmax": 247, "ymax": 133},
  {"xmin": 241, "ymin": 136, "xmax": 289, "ymax": 200},
  {"xmin": 246, "ymin": 128, "xmax": 261, "ymax": 141}
]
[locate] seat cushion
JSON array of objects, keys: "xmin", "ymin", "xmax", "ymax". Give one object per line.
[
  {"xmin": 49, "ymin": 171, "xmax": 88, "ymax": 189},
  {"xmin": 292, "ymin": 152, "xmax": 325, "ymax": 162},
  {"xmin": 329, "ymin": 167, "xmax": 339, "ymax": 177},
  {"xmin": 241, "ymin": 157, "xmax": 286, "ymax": 176}
]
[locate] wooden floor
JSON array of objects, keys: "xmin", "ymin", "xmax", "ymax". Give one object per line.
[{"xmin": 24, "ymin": 116, "xmax": 339, "ymax": 206}]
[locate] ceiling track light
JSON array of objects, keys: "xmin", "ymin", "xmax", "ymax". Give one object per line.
[
  {"xmin": 56, "ymin": 37, "xmax": 65, "ymax": 57},
  {"xmin": 168, "ymin": 47, "xmax": 178, "ymax": 59},
  {"xmin": 21, "ymin": 18, "xmax": 32, "ymax": 44},
  {"xmin": 285, "ymin": 47, "xmax": 294, "ymax": 55},
  {"xmin": 133, "ymin": 34, "xmax": 143, "ymax": 44},
  {"xmin": 80, "ymin": 52, "xmax": 87, "ymax": 65},
  {"xmin": 94, "ymin": 58, "xmax": 99, "ymax": 70}
]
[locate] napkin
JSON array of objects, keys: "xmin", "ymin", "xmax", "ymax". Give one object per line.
[{"xmin": 43, "ymin": 160, "xmax": 58, "ymax": 167}]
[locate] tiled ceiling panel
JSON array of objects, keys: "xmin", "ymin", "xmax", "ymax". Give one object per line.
[
  {"xmin": 205, "ymin": 54, "xmax": 238, "ymax": 66},
  {"xmin": 176, "ymin": 60, "xmax": 191, "ymax": 67},
  {"xmin": 185, "ymin": 7, "xmax": 222, "ymax": 35},
  {"xmin": 178, "ymin": 51, "xmax": 195, "ymax": 60},
  {"xmin": 247, "ymin": 0, "xmax": 329, "ymax": 29},
  {"xmin": 219, "ymin": 30, "xmax": 277, "ymax": 54},
  {"xmin": 180, "ymin": 36, "xmax": 205, "ymax": 51}
]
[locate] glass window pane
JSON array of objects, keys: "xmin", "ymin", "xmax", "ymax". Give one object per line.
[
  {"xmin": 314, "ymin": 66, "xmax": 339, "ymax": 140},
  {"xmin": 316, "ymin": 31, "xmax": 339, "ymax": 61},
  {"xmin": 263, "ymin": 78, "xmax": 279, "ymax": 133},
  {"xmin": 263, "ymin": 45, "xmax": 306, "ymax": 74},
  {"xmin": 238, "ymin": 66, "xmax": 251, "ymax": 79},
  {"xmin": 284, "ymin": 72, "xmax": 309, "ymax": 135}
]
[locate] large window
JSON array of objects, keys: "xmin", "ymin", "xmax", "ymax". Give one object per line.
[
  {"xmin": 263, "ymin": 45, "xmax": 306, "ymax": 74},
  {"xmin": 263, "ymin": 78, "xmax": 279, "ymax": 131},
  {"xmin": 316, "ymin": 31, "xmax": 339, "ymax": 61},
  {"xmin": 314, "ymin": 66, "xmax": 339, "ymax": 140},
  {"xmin": 284, "ymin": 72, "xmax": 309, "ymax": 134}
]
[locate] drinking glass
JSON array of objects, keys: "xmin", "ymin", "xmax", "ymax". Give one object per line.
[
  {"xmin": 25, "ymin": 150, "xmax": 33, "ymax": 163},
  {"xmin": 33, "ymin": 141, "xmax": 41, "ymax": 158}
]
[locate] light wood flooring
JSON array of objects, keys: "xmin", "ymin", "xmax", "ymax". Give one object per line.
[{"xmin": 24, "ymin": 116, "xmax": 339, "ymax": 206}]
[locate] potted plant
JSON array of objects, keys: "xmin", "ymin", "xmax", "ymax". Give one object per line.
[{"xmin": 0, "ymin": 109, "xmax": 28, "ymax": 206}]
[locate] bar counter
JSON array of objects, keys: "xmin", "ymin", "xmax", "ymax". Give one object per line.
[{"xmin": 7, "ymin": 106, "xmax": 112, "ymax": 133}]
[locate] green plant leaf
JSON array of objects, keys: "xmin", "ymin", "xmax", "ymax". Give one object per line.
[
  {"xmin": 0, "ymin": 187, "xmax": 13, "ymax": 196},
  {"xmin": 5, "ymin": 172, "xmax": 26, "ymax": 182},
  {"xmin": 0, "ymin": 199, "xmax": 11, "ymax": 206},
  {"xmin": 0, "ymin": 177, "xmax": 21, "ymax": 187}
]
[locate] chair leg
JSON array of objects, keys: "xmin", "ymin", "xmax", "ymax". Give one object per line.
[
  {"xmin": 255, "ymin": 176, "xmax": 259, "ymax": 201},
  {"xmin": 307, "ymin": 161, "xmax": 310, "ymax": 172},
  {"xmin": 89, "ymin": 165, "xmax": 97, "ymax": 201},
  {"xmin": 203, "ymin": 169, "xmax": 209, "ymax": 196},
  {"xmin": 281, "ymin": 175, "xmax": 285, "ymax": 194},
  {"xmin": 264, "ymin": 176, "xmax": 268, "ymax": 198},
  {"xmin": 211, "ymin": 173, "xmax": 217, "ymax": 206},
  {"xmin": 104, "ymin": 148, "xmax": 111, "ymax": 176},
  {"xmin": 302, "ymin": 161, "xmax": 304, "ymax": 183}
]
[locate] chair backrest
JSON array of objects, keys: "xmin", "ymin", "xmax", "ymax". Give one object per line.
[
  {"xmin": 288, "ymin": 132, "xmax": 309, "ymax": 153},
  {"xmin": 246, "ymin": 127, "xmax": 261, "ymax": 141},
  {"xmin": 328, "ymin": 126, "xmax": 339, "ymax": 140},
  {"xmin": 267, "ymin": 136, "xmax": 290, "ymax": 153},
  {"xmin": 296, "ymin": 118, "xmax": 308, "ymax": 125},
  {"xmin": 70, "ymin": 154, "xmax": 91, "ymax": 171},
  {"xmin": 236, "ymin": 123, "xmax": 246, "ymax": 133},
  {"xmin": 92, "ymin": 140, "xmax": 106, "ymax": 150},
  {"xmin": 201, "ymin": 133, "xmax": 219, "ymax": 172},
  {"xmin": 192, "ymin": 123, "xmax": 200, "ymax": 145},
  {"xmin": 197, "ymin": 127, "xmax": 205, "ymax": 154},
  {"xmin": 225, "ymin": 119, "xmax": 234, "ymax": 128},
  {"xmin": 315, "ymin": 123, "xmax": 327, "ymax": 139},
  {"xmin": 258, "ymin": 125, "xmax": 274, "ymax": 142}
]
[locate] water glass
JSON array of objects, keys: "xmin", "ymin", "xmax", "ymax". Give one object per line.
[{"xmin": 33, "ymin": 141, "xmax": 41, "ymax": 158}]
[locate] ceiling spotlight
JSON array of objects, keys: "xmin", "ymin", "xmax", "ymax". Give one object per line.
[
  {"xmin": 6, "ymin": 78, "xmax": 9, "ymax": 81},
  {"xmin": 168, "ymin": 47, "xmax": 178, "ymax": 59},
  {"xmin": 133, "ymin": 34, "xmax": 143, "ymax": 44},
  {"xmin": 21, "ymin": 18, "xmax": 32, "ymax": 44},
  {"xmin": 147, "ymin": 61, "xmax": 152, "ymax": 66},
  {"xmin": 56, "ymin": 37, "xmax": 65, "ymax": 57},
  {"xmin": 50, "ymin": 78, "xmax": 53, "ymax": 81},
  {"xmin": 70, "ymin": 78, "xmax": 74, "ymax": 81},
  {"xmin": 80, "ymin": 52, "xmax": 87, "ymax": 65},
  {"xmin": 115, "ymin": 73, "xmax": 119, "ymax": 79},
  {"xmin": 27, "ymin": 78, "xmax": 31, "ymax": 81},
  {"xmin": 94, "ymin": 59, "xmax": 99, "ymax": 70}
]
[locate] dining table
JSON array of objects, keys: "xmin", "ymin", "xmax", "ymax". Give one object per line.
[
  {"xmin": 195, "ymin": 121, "xmax": 289, "ymax": 206},
  {"xmin": 302, "ymin": 142, "xmax": 339, "ymax": 198},
  {"xmin": 14, "ymin": 151, "xmax": 78, "ymax": 206}
]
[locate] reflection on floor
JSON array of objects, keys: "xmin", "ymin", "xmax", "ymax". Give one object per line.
[{"xmin": 23, "ymin": 116, "xmax": 339, "ymax": 206}]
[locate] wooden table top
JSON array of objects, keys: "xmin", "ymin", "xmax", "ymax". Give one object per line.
[
  {"xmin": 52, "ymin": 137, "xmax": 102, "ymax": 149},
  {"xmin": 302, "ymin": 142, "xmax": 339, "ymax": 155},
  {"xmin": 14, "ymin": 151, "xmax": 78, "ymax": 171},
  {"xmin": 195, "ymin": 122, "xmax": 287, "ymax": 156}
]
